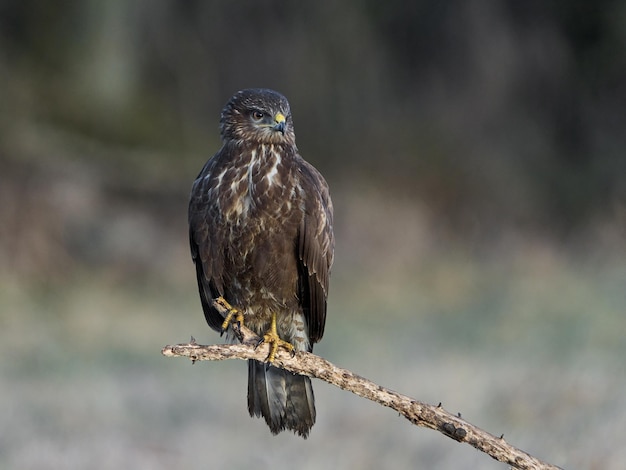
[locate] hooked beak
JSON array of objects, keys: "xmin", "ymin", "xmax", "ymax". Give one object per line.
[{"xmin": 273, "ymin": 112, "xmax": 286, "ymax": 134}]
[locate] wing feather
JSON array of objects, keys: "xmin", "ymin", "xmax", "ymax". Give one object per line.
[
  {"xmin": 188, "ymin": 156, "xmax": 227, "ymax": 331},
  {"xmin": 297, "ymin": 159, "xmax": 334, "ymax": 344}
]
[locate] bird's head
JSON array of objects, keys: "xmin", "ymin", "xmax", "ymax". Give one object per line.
[{"xmin": 220, "ymin": 88, "xmax": 296, "ymax": 145}]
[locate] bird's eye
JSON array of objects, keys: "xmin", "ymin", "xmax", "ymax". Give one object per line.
[{"xmin": 251, "ymin": 111, "xmax": 265, "ymax": 121}]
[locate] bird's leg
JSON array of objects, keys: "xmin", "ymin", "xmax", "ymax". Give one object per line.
[
  {"xmin": 260, "ymin": 312, "xmax": 294, "ymax": 363},
  {"xmin": 215, "ymin": 297, "xmax": 245, "ymax": 335}
]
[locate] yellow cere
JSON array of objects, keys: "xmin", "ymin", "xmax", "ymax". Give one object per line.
[{"xmin": 274, "ymin": 112, "xmax": 286, "ymax": 123}]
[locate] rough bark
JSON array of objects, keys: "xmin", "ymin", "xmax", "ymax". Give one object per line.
[{"xmin": 162, "ymin": 301, "xmax": 563, "ymax": 470}]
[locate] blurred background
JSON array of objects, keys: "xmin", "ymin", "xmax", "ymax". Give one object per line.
[{"xmin": 1, "ymin": 1, "xmax": 625, "ymax": 469}]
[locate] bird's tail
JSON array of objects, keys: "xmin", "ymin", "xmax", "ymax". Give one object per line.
[{"xmin": 247, "ymin": 359, "xmax": 316, "ymax": 438}]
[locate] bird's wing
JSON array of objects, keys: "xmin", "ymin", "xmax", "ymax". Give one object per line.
[
  {"xmin": 296, "ymin": 159, "xmax": 334, "ymax": 344},
  {"xmin": 188, "ymin": 155, "xmax": 228, "ymax": 332}
]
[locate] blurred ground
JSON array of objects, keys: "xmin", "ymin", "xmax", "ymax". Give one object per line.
[
  {"xmin": 1, "ymin": 2, "xmax": 626, "ymax": 469},
  {"xmin": 1, "ymin": 200, "xmax": 624, "ymax": 469}
]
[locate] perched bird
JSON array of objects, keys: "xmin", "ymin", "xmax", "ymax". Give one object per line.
[{"xmin": 188, "ymin": 89, "xmax": 334, "ymax": 437}]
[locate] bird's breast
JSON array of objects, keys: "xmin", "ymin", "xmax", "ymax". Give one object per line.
[
  {"xmin": 206, "ymin": 144, "xmax": 303, "ymax": 309},
  {"xmin": 217, "ymin": 144, "xmax": 301, "ymax": 225}
]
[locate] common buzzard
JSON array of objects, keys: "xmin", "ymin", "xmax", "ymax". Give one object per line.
[{"xmin": 188, "ymin": 89, "xmax": 334, "ymax": 438}]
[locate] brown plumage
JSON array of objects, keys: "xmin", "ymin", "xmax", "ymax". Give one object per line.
[{"xmin": 188, "ymin": 89, "xmax": 334, "ymax": 437}]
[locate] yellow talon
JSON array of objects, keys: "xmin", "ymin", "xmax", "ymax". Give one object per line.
[
  {"xmin": 262, "ymin": 312, "xmax": 294, "ymax": 363},
  {"xmin": 215, "ymin": 297, "xmax": 244, "ymax": 333}
]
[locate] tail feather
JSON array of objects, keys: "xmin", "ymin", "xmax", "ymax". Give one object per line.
[{"xmin": 247, "ymin": 359, "xmax": 315, "ymax": 438}]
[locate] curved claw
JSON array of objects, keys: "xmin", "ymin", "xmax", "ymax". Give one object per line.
[
  {"xmin": 261, "ymin": 312, "xmax": 294, "ymax": 363},
  {"xmin": 215, "ymin": 297, "xmax": 244, "ymax": 335}
]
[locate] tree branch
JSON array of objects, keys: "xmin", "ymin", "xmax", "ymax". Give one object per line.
[{"xmin": 162, "ymin": 302, "xmax": 562, "ymax": 470}]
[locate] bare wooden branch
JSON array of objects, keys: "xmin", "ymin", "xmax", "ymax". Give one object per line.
[{"xmin": 162, "ymin": 302, "xmax": 562, "ymax": 470}]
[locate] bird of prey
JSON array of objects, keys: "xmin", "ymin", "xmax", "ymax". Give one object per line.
[{"xmin": 188, "ymin": 88, "xmax": 334, "ymax": 438}]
